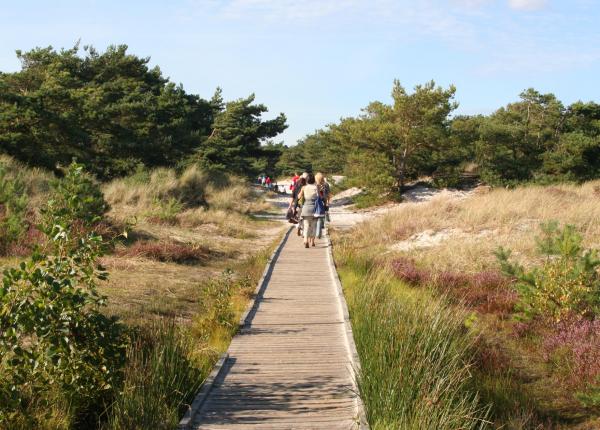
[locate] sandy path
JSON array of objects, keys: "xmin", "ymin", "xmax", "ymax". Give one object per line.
[
  {"xmin": 262, "ymin": 183, "xmax": 473, "ymax": 231},
  {"xmin": 262, "ymin": 187, "xmax": 401, "ymax": 230},
  {"xmin": 329, "ymin": 186, "xmax": 473, "ymax": 230}
]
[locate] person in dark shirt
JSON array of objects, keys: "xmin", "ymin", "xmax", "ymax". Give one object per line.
[{"xmin": 289, "ymin": 175, "xmax": 307, "ymax": 236}]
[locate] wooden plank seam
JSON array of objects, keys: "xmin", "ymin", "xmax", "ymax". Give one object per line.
[{"xmin": 238, "ymin": 226, "xmax": 294, "ymax": 330}]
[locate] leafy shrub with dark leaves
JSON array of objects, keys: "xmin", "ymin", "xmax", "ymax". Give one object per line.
[{"xmin": 0, "ymin": 163, "xmax": 125, "ymax": 426}]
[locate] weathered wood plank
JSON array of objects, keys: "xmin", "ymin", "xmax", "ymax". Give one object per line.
[{"xmin": 187, "ymin": 231, "xmax": 364, "ymax": 429}]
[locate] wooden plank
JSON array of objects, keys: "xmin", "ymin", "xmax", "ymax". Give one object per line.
[
  {"xmin": 199, "ymin": 419, "xmax": 358, "ymax": 430},
  {"xmin": 184, "ymin": 231, "xmax": 364, "ymax": 429}
]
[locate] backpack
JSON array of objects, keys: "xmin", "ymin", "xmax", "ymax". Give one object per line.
[{"xmin": 314, "ymin": 195, "xmax": 325, "ymax": 216}]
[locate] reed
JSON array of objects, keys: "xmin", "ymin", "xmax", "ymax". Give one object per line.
[{"xmin": 339, "ymin": 265, "xmax": 491, "ymax": 429}]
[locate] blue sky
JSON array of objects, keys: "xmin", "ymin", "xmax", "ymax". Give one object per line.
[{"xmin": 1, "ymin": 0, "xmax": 599, "ymax": 144}]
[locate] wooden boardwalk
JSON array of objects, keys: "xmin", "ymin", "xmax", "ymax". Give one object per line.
[{"xmin": 183, "ymin": 228, "xmax": 364, "ymax": 429}]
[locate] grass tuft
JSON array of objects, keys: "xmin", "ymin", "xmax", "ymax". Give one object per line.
[
  {"xmin": 104, "ymin": 320, "xmax": 202, "ymax": 430},
  {"xmin": 339, "ymin": 266, "xmax": 491, "ymax": 429},
  {"xmin": 115, "ymin": 240, "xmax": 212, "ymax": 264}
]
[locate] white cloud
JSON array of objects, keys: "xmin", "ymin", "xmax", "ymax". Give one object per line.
[
  {"xmin": 220, "ymin": 0, "xmax": 362, "ymax": 21},
  {"xmin": 508, "ymin": 0, "xmax": 547, "ymax": 11},
  {"xmin": 214, "ymin": 0, "xmax": 484, "ymax": 49},
  {"xmin": 451, "ymin": 0, "xmax": 493, "ymax": 9},
  {"xmin": 477, "ymin": 47, "xmax": 600, "ymax": 75}
]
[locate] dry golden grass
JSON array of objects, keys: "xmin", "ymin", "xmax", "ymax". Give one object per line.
[
  {"xmin": 348, "ymin": 181, "xmax": 600, "ymax": 272},
  {"xmin": 100, "ymin": 168, "xmax": 284, "ymax": 325},
  {"xmin": 99, "ymin": 256, "xmax": 211, "ymax": 322},
  {"xmin": 103, "ymin": 165, "xmax": 208, "ymax": 219},
  {"xmin": 205, "ymin": 182, "xmax": 271, "ymax": 213},
  {"xmin": 99, "ymin": 214, "xmax": 285, "ymax": 325},
  {"xmin": 104, "ymin": 166, "xmax": 271, "ymax": 239}
]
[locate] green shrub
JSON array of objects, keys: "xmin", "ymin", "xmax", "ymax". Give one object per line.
[
  {"xmin": 577, "ymin": 380, "xmax": 600, "ymax": 410},
  {"xmin": 193, "ymin": 269, "xmax": 239, "ymax": 339},
  {"xmin": 353, "ymin": 192, "xmax": 390, "ymax": 209},
  {"xmin": 124, "ymin": 164, "xmax": 152, "ymax": 185},
  {"xmin": 432, "ymin": 165, "xmax": 463, "ymax": 188},
  {"xmin": 495, "ymin": 221, "xmax": 600, "ymax": 321},
  {"xmin": 150, "ymin": 197, "xmax": 183, "ymax": 224},
  {"xmin": 0, "ymin": 164, "xmax": 125, "ymax": 427},
  {"xmin": 344, "ymin": 150, "xmax": 395, "ymax": 198},
  {"xmin": 0, "ymin": 164, "xmax": 29, "ymax": 253},
  {"xmin": 42, "ymin": 162, "xmax": 109, "ymax": 229}
]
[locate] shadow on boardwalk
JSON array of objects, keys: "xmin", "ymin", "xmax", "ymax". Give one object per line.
[{"xmin": 185, "ymin": 230, "xmax": 363, "ymax": 430}]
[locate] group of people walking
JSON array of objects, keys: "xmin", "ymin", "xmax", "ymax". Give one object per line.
[
  {"xmin": 257, "ymin": 174, "xmax": 276, "ymax": 191},
  {"xmin": 288, "ymin": 172, "xmax": 331, "ymax": 248}
]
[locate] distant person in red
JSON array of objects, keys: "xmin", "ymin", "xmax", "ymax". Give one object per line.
[
  {"xmin": 290, "ymin": 172, "xmax": 299, "ymax": 192},
  {"xmin": 265, "ymin": 176, "xmax": 272, "ymax": 190}
]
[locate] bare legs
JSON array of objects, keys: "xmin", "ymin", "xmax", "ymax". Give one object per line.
[{"xmin": 303, "ymin": 217, "xmax": 317, "ymax": 247}]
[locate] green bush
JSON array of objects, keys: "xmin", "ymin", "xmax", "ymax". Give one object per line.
[
  {"xmin": 353, "ymin": 192, "xmax": 390, "ymax": 209},
  {"xmin": 432, "ymin": 165, "xmax": 463, "ymax": 188},
  {"xmin": 496, "ymin": 221, "xmax": 600, "ymax": 321},
  {"xmin": 193, "ymin": 269, "xmax": 239, "ymax": 340},
  {"xmin": 150, "ymin": 197, "xmax": 184, "ymax": 224},
  {"xmin": 0, "ymin": 164, "xmax": 125, "ymax": 427},
  {"xmin": 42, "ymin": 162, "xmax": 109, "ymax": 229},
  {"xmin": 577, "ymin": 380, "xmax": 600, "ymax": 410},
  {"xmin": 0, "ymin": 164, "xmax": 28, "ymax": 253},
  {"xmin": 344, "ymin": 150, "xmax": 395, "ymax": 198},
  {"xmin": 124, "ymin": 164, "xmax": 152, "ymax": 185}
]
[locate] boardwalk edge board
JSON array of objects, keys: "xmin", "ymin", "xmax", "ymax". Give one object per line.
[
  {"xmin": 327, "ymin": 236, "xmax": 370, "ymax": 430},
  {"xmin": 178, "ymin": 226, "xmax": 293, "ymax": 430},
  {"xmin": 238, "ymin": 226, "xmax": 294, "ymax": 330},
  {"xmin": 178, "ymin": 352, "xmax": 229, "ymax": 430}
]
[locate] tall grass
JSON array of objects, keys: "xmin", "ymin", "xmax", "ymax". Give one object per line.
[
  {"xmin": 339, "ymin": 262, "xmax": 491, "ymax": 430},
  {"xmin": 104, "ymin": 321, "xmax": 202, "ymax": 430},
  {"xmin": 332, "ymin": 181, "xmax": 600, "ymax": 427},
  {"xmin": 104, "ymin": 244, "xmax": 274, "ymax": 429},
  {"xmin": 103, "ymin": 165, "xmax": 269, "ymax": 225},
  {"xmin": 103, "ymin": 165, "xmax": 209, "ymax": 218}
]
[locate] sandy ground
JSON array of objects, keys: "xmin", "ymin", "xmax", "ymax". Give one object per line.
[
  {"xmin": 262, "ymin": 184, "xmax": 474, "ymax": 231},
  {"xmin": 329, "ymin": 185, "xmax": 472, "ymax": 230},
  {"xmin": 389, "ymin": 227, "xmax": 496, "ymax": 252}
]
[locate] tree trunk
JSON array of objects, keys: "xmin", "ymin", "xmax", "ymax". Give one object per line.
[{"xmin": 396, "ymin": 147, "xmax": 408, "ymax": 194}]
